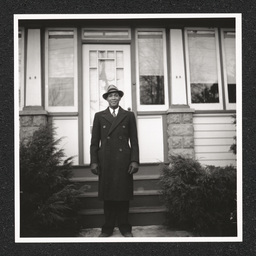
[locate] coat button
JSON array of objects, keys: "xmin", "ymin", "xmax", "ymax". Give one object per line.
[
  {"xmin": 107, "ymin": 136, "xmax": 110, "ymax": 139},
  {"xmin": 103, "ymin": 125, "xmax": 106, "ymax": 128},
  {"xmin": 119, "ymin": 136, "xmax": 122, "ymax": 139},
  {"xmin": 119, "ymin": 148, "xmax": 123, "ymax": 152},
  {"xmin": 122, "ymin": 125, "xmax": 126, "ymax": 128}
]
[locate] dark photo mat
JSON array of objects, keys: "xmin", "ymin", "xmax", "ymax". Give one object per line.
[{"xmin": 1, "ymin": 1, "xmax": 256, "ymax": 256}]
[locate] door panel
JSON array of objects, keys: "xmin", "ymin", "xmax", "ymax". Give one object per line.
[
  {"xmin": 83, "ymin": 45, "xmax": 131, "ymax": 164},
  {"xmin": 53, "ymin": 117, "xmax": 79, "ymax": 165},
  {"xmin": 137, "ymin": 116, "xmax": 164, "ymax": 163}
]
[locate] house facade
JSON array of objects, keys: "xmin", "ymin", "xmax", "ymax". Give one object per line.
[{"xmin": 18, "ymin": 16, "xmax": 237, "ymax": 168}]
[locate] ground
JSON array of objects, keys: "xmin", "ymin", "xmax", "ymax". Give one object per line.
[{"xmin": 78, "ymin": 225, "xmax": 194, "ymax": 237}]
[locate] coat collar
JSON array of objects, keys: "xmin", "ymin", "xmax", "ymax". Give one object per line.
[
  {"xmin": 101, "ymin": 107, "xmax": 114, "ymax": 124},
  {"xmin": 102, "ymin": 107, "xmax": 128, "ymax": 136}
]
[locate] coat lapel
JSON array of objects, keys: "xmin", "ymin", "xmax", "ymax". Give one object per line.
[
  {"xmin": 101, "ymin": 108, "xmax": 114, "ymax": 124},
  {"xmin": 107, "ymin": 107, "xmax": 127, "ymax": 136}
]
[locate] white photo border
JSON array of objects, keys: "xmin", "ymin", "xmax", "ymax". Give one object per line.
[{"xmin": 14, "ymin": 13, "xmax": 242, "ymax": 243}]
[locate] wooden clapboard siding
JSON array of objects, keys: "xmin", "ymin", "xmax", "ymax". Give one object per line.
[
  {"xmin": 195, "ymin": 138, "xmax": 234, "ymax": 146},
  {"xmin": 193, "ymin": 114, "xmax": 236, "ymax": 167},
  {"xmin": 195, "ymin": 145, "xmax": 232, "ymax": 153}
]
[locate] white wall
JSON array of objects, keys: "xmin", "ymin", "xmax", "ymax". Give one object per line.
[{"xmin": 52, "ymin": 117, "xmax": 79, "ymax": 165}]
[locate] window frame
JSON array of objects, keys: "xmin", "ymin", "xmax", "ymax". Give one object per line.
[
  {"xmin": 19, "ymin": 27, "xmax": 25, "ymax": 111},
  {"xmin": 184, "ymin": 27, "xmax": 224, "ymax": 110},
  {"xmin": 45, "ymin": 28, "xmax": 78, "ymax": 112},
  {"xmin": 82, "ymin": 28, "xmax": 131, "ymax": 41},
  {"xmin": 135, "ymin": 28, "xmax": 169, "ymax": 112},
  {"xmin": 221, "ymin": 28, "xmax": 236, "ymax": 110}
]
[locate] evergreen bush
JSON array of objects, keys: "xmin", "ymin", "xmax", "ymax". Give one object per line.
[
  {"xmin": 230, "ymin": 114, "xmax": 237, "ymax": 155},
  {"xmin": 20, "ymin": 123, "xmax": 86, "ymax": 237},
  {"xmin": 159, "ymin": 155, "xmax": 237, "ymax": 236}
]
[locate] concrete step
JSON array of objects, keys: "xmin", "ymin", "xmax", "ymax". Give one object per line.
[
  {"xmin": 71, "ymin": 175, "xmax": 161, "ymax": 193},
  {"xmin": 79, "ymin": 206, "xmax": 167, "ymax": 228},
  {"xmin": 78, "ymin": 190, "xmax": 164, "ymax": 209}
]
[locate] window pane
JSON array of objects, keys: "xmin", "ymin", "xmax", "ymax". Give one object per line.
[
  {"xmin": 19, "ymin": 30, "xmax": 23, "ymax": 109},
  {"xmin": 89, "ymin": 51, "xmax": 97, "ymax": 67},
  {"xmin": 48, "ymin": 31, "xmax": 74, "ymax": 106},
  {"xmin": 187, "ymin": 30, "xmax": 219, "ymax": 103},
  {"xmin": 98, "ymin": 51, "xmax": 105, "ymax": 58},
  {"xmin": 138, "ymin": 31, "xmax": 165, "ymax": 105},
  {"xmin": 98, "ymin": 59, "xmax": 115, "ymax": 87},
  {"xmin": 116, "ymin": 68, "xmax": 124, "ymax": 88},
  {"xmin": 223, "ymin": 31, "xmax": 236, "ymax": 103},
  {"xmin": 90, "ymin": 68, "xmax": 98, "ymax": 124},
  {"xmin": 83, "ymin": 29, "xmax": 130, "ymax": 39},
  {"xmin": 116, "ymin": 51, "xmax": 123, "ymax": 67},
  {"xmin": 107, "ymin": 51, "xmax": 114, "ymax": 58}
]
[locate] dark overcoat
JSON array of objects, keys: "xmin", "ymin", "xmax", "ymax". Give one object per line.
[{"xmin": 90, "ymin": 107, "xmax": 139, "ymax": 201}]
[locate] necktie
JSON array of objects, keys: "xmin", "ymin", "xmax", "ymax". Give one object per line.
[{"xmin": 112, "ymin": 109, "xmax": 116, "ymax": 117}]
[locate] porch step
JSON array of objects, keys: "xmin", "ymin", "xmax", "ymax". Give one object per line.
[
  {"xmin": 78, "ymin": 190, "xmax": 164, "ymax": 209},
  {"xmin": 71, "ymin": 164, "xmax": 166, "ymax": 228},
  {"xmin": 79, "ymin": 206, "xmax": 167, "ymax": 228},
  {"xmin": 72, "ymin": 164, "xmax": 163, "ymax": 178},
  {"xmin": 71, "ymin": 174, "xmax": 161, "ymax": 193}
]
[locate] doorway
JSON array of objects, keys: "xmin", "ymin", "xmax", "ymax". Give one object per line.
[{"xmin": 82, "ymin": 44, "xmax": 132, "ymax": 164}]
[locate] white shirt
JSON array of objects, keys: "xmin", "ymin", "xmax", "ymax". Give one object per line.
[{"xmin": 109, "ymin": 107, "xmax": 119, "ymax": 116}]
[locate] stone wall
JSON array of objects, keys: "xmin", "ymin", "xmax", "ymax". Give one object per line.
[
  {"xmin": 166, "ymin": 107, "xmax": 195, "ymax": 160},
  {"xmin": 19, "ymin": 107, "xmax": 48, "ymax": 143}
]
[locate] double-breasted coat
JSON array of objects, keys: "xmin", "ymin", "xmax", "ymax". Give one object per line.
[{"xmin": 90, "ymin": 107, "xmax": 139, "ymax": 201}]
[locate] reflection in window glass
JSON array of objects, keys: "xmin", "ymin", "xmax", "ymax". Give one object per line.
[
  {"xmin": 48, "ymin": 31, "xmax": 74, "ymax": 106},
  {"xmin": 138, "ymin": 31, "xmax": 165, "ymax": 105},
  {"xmin": 98, "ymin": 59, "xmax": 115, "ymax": 88},
  {"xmin": 223, "ymin": 31, "xmax": 236, "ymax": 103},
  {"xmin": 187, "ymin": 30, "xmax": 219, "ymax": 103}
]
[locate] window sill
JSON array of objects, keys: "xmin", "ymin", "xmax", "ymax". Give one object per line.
[
  {"xmin": 194, "ymin": 109, "xmax": 236, "ymax": 114},
  {"xmin": 48, "ymin": 112, "xmax": 79, "ymax": 116},
  {"xmin": 19, "ymin": 106, "xmax": 48, "ymax": 116}
]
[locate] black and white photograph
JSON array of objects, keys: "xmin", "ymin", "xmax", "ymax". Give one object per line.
[{"xmin": 14, "ymin": 13, "xmax": 242, "ymax": 243}]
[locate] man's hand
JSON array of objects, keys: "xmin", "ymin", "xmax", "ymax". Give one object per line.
[
  {"xmin": 91, "ymin": 163, "xmax": 100, "ymax": 175},
  {"xmin": 128, "ymin": 162, "xmax": 139, "ymax": 174}
]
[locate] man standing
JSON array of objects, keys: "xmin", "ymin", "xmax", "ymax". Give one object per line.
[{"xmin": 90, "ymin": 85, "xmax": 139, "ymax": 237}]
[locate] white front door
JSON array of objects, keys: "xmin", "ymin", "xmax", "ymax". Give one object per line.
[{"xmin": 83, "ymin": 44, "xmax": 132, "ymax": 164}]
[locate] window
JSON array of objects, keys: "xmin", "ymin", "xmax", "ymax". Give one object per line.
[
  {"xmin": 136, "ymin": 29, "xmax": 168, "ymax": 111},
  {"xmin": 45, "ymin": 29, "xmax": 78, "ymax": 112},
  {"xmin": 82, "ymin": 28, "xmax": 131, "ymax": 40},
  {"xmin": 19, "ymin": 28, "xmax": 24, "ymax": 110},
  {"xmin": 185, "ymin": 28, "xmax": 223, "ymax": 110},
  {"xmin": 221, "ymin": 29, "xmax": 236, "ymax": 110}
]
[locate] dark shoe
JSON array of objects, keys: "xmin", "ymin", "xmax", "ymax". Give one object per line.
[
  {"xmin": 99, "ymin": 232, "xmax": 112, "ymax": 237},
  {"xmin": 121, "ymin": 232, "xmax": 133, "ymax": 237}
]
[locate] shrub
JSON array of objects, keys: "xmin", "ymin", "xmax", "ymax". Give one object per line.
[
  {"xmin": 20, "ymin": 123, "xmax": 86, "ymax": 237},
  {"xmin": 159, "ymin": 155, "xmax": 237, "ymax": 236},
  {"xmin": 203, "ymin": 165, "xmax": 237, "ymax": 236},
  {"xmin": 230, "ymin": 114, "xmax": 237, "ymax": 155}
]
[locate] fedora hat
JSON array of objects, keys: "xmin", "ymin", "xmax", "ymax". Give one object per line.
[{"xmin": 102, "ymin": 85, "xmax": 124, "ymax": 100}]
